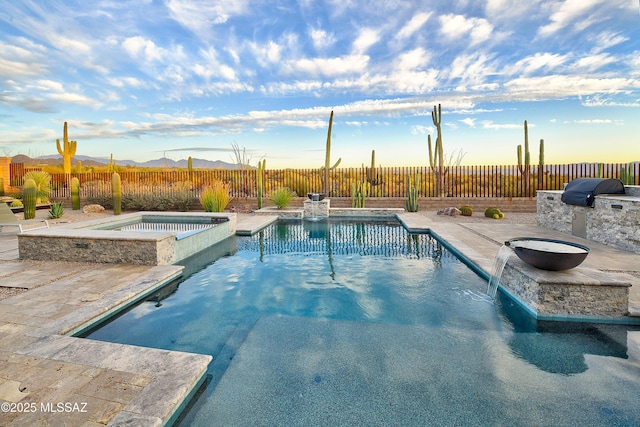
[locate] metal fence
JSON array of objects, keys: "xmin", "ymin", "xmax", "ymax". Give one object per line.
[{"xmin": 9, "ymin": 162, "xmax": 640, "ymax": 199}]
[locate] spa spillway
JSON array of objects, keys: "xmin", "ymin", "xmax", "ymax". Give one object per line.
[{"xmin": 505, "ymin": 237, "xmax": 590, "ymax": 271}]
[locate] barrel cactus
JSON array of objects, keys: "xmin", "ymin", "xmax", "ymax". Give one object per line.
[
  {"xmin": 459, "ymin": 205, "xmax": 473, "ymax": 216},
  {"xmin": 112, "ymin": 172, "xmax": 122, "ymax": 215},
  {"xmin": 23, "ymin": 178, "xmax": 37, "ymax": 220},
  {"xmin": 71, "ymin": 177, "xmax": 80, "ymax": 210},
  {"xmin": 484, "ymin": 207, "xmax": 504, "ymax": 219}
]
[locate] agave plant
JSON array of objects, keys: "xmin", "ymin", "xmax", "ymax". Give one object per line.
[
  {"xmin": 48, "ymin": 202, "xmax": 65, "ymax": 219},
  {"xmin": 23, "ymin": 170, "xmax": 52, "ymax": 204}
]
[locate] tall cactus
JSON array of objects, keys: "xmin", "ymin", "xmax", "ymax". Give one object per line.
[
  {"xmin": 368, "ymin": 149, "xmax": 379, "ymax": 194},
  {"xmin": 322, "ymin": 111, "xmax": 341, "ymax": 195},
  {"xmin": 621, "ymin": 162, "xmax": 636, "ymax": 185},
  {"xmin": 257, "ymin": 159, "xmax": 265, "ymax": 209},
  {"xmin": 406, "ymin": 173, "xmax": 420, "ymax": 212},
  {"xmin": 517, "ymin": 120, "xmax": 531, "ymax": 196},
  {"xmin": 112, "ymin": 172, "xmax": 122, "ymax": 215},
  {"xmin": 537, "ymin": 138, "xmax": 545, "ymax": 188},
  {"xmin": 71, "ymin": 177, "xmax": 80, "ymax": 210},
  {"xmin": 0, "ymin": 177, "xmax": 4, "ymax": 197},
  {"xmin": 23, "ymin": 178, "xmax": 37, "ymax": 220},
  {"xmin": 351, "ymin": 182, "xmax": 367, "ymax": 208},
  {"xmin": 56, "ymin": 122, "xmax": 77, "ymax": 175},
  {"xmin": 187, "ymin": 156, "xmax": 193, "ymax": 182},
  {"xmin": 429, "ymin": 104, "xmax": 446, "ymax": 196}
]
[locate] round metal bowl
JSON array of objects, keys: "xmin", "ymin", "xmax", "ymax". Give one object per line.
[
  {"xmin": 505, "ymin": 237, "xmax": 590, "ymax": 271},
  {"xmin": 307, "ymin": 193, "xmax": 326, "ymax": 201}
]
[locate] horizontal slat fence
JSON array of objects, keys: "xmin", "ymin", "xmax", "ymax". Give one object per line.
[{"xmin": 8, "ymin": 163, "xmax": 639, "ymax": 200}]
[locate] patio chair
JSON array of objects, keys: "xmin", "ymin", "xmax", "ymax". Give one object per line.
[{"xmin": 0, "ymin": 202, "xmax": 49, "ymax": 233}]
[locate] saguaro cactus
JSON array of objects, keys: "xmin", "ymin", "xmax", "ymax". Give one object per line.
[
  {"xmin": 537, "ymin": 138, "xmax": 545, "ymax": 188},
  {"xmin": 323, "ymin": 110, "xmax": 334, "ymax": 195},
  {"xmin": 0, "ymin": 177, "xmax": 4, "ymax": 197},
  {"xmin": 71, "ymin": 177, "xmax": 80, "ymax": 210},
  {"xmin": 112, "ymin": 172, "xmax": 122, "ymax": 215},
  {"xmin": 56, "ymin": 122, "xmax": 77, "ymax": 175},
  {"xmin": 23, "ymin": 178, "xmax": 37, "ymax": 220},
  {"xmin": 322, "ymin": 111, "xmax": 341, "ymax": 195},
  {"xmin": 517, "ymin": 120, "xmax": 531, "ymax": 196},
  {"xmin": 257, "ymin": 159, "xmax": 265, "ymax": 209},
  {"xmin": 429, "ymin": 104, "xmax": 446, "ymax": 196},
  {"xmin": 187, "ymin": 156, "xmax": 193, "ymax": 182}
]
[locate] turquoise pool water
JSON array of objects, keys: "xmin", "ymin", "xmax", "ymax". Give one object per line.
[{"xmin": 83, "ymin": 219, "xmax": 640, "ymax": 426}]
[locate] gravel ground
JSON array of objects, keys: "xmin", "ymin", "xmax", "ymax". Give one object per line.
[{"xmin": 0, "ymin": 208, "xmax": 536, "ymax": 301}]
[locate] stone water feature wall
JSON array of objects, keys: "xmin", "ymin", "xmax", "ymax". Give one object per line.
[
  {"xmin": 537, "ymin": 185, "xmax": 640, "ymax": 254},
  {"xmin": 500, "ymin": 260, "xmax": 631, "ymax": 319}
]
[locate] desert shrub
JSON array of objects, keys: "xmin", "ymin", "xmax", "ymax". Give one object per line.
[
  {"xmin": 84, "ymin": 180, "xmax": 196, "ymax": 211},
  {"xmin": 10, "ymin": 200, "xmax": 23, "ymax": 207},
  {"xmin": 200, "ymin": 181, "xmax": 230, "ymax": 212},
  {"xmin": 484, "ymin": 207, "xmax": 504, "ymax": 219},
  {"xmin": 270, "ymin": 187, "xmax": 296, "ymax": 209},
  {"xmin": 459, "ymin": 205, "xmax": 473, "ymax": 216}
]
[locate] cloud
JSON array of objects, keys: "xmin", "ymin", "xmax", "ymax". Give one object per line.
[
  {"xmin": 460, "ymin": 118, "xmax": 476, "ymax": 127},
  {"xmin": 309, "ymin": 28, "xmax": 336, "ymax": 51},
  {"xmin": 166, "ymin": 0, "xmax": 250, "ymax": 38},
  {"xmin": 284, "ymin": 55, "xmax": 370, "ymax": 77},
  {"xmin": 353, "ymin": 28, "xmax": 380, "ymax": 53},
  {"xmin": 396, "ymin": 12, "xmax": 432, "ymax": 40},
  {"xmin": 537, "ymin": 0, "xmax": 601, "ymax": 37},
  {"xmin": 573, "ymin": 119, "xmax": 624, "ymax": 125},
  {"xmin": 439, "ymin": 14, "xmax": 493, "ymax": 46},
  {"xmin": 122, "ymin": 36, "xmax": 167, "ymax": 63},
  {"xmin": 505, "ymin": 52, "xmax": 569, "ymax": 76}
]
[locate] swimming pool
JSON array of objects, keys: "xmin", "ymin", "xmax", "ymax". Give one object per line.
[{"xmin": 83, "ymin": 218, "xmax": 640, "ymax": 426}]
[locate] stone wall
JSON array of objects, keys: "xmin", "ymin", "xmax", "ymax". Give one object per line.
[
  {"xmin": 233, "ymin": 196, "xmax": 536, "ymax": 212},
  {"xmin": 500, "ymin": 261, "xmax": 631, "ymax": 319},
  {"xmin": 537, "ymin": 186, "xmax": 640, "ymax": 254}
]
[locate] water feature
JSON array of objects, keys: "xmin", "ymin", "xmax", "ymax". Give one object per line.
[
  {"xmin": 487, "ymin": 244, "xmax": 512, "ymax": 298},
  {"xmin": 81, "ymin": 219, "xmax": 640, "ymax": 426},
  {"xmin": 305, "ymin": 192, "xmax": 325, "ymax": 221}
]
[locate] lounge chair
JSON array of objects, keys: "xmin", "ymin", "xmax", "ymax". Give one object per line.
[{"xmin": 0, "ymin": 202, "xmax": 49, "ymax": 233}]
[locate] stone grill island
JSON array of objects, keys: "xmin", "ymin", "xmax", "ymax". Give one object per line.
[{"xmin": 495, "ymin": 180, "xmax": 640, "ymax": 322}]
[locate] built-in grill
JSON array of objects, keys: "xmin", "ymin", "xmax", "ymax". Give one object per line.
[{"xmin": 561, "ymin": 178, "xmax": 625, "ymax": 207}]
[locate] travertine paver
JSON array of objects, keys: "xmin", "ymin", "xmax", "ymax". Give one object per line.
[{"xmin": 0, "ymin": 229, "xmax": 211, "ymax": 426}]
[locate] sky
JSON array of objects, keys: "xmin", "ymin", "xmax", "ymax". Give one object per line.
[{"xmin": 0, "ymin": 0, "xmax": 639, "ymax": 169}]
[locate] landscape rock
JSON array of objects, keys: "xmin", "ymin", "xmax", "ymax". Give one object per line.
[
  {"xmin": 82, "ymin": 204, "xmax": 105, "ymax": 213},
  {"xmin": 437, "ymin": 207, "xmax": 462, "ymax": 216}
]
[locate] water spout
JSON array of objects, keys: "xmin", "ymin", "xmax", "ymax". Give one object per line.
[{"xmin": 487, "ymin": 244, "xmax": 512, "ymax": 299}]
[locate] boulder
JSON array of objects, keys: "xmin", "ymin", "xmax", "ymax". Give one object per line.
[
  {"xmin": 82, "ymin": 204, "xmax": 105, "ymax": 213},
  {"xmin": 437, "ymin": 207, "xmax": 462, "ymax": 216}
]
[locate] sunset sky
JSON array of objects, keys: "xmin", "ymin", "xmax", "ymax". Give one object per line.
[{"xmin": 1, "ymin": 0, "xmax": 639, "ymax": 168}]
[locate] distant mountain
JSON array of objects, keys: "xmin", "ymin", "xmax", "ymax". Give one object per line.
[{"xmin": 12, "ymin": 154, "xmax": 242, "ymax": 169}]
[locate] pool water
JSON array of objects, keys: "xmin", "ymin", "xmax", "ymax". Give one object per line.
[{"xmin": 83, "ymin": 219, "xmax": 640, "ymax": 426}]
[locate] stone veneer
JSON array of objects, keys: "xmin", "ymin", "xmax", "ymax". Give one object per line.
[
  {"xmin": 256, "ymin": 199, "xmax": 405, "ymax": 219},
  {"xmin": 500, "ymin": 258, "xmax": 631, "ymax": 318},
  {"xmin": 18, "ymin": 212, "xmax": 237, "ymax": 265},
  {"xmin": 537, "ymin": 185, "xmax": 640, "ymax": 254}
]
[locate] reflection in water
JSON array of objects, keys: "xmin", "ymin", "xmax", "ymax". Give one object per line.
[{"xmin": 498, "ymin": 292, "xmax": 632, "ymax": 375}]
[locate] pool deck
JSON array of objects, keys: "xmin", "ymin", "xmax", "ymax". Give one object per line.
[{"xmin": 0, "ymin": 212, "xmax": 639, "ymax": 426}]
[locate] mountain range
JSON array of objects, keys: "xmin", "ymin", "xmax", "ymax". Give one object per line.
[{"xmin": 11, "ymin": 154, "xmax": 240, "ymax": 169}]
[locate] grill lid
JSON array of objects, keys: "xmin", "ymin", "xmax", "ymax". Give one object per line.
[{"xmin": 560, "ymin": 178, "xmax": 625, "ymax": 207}]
